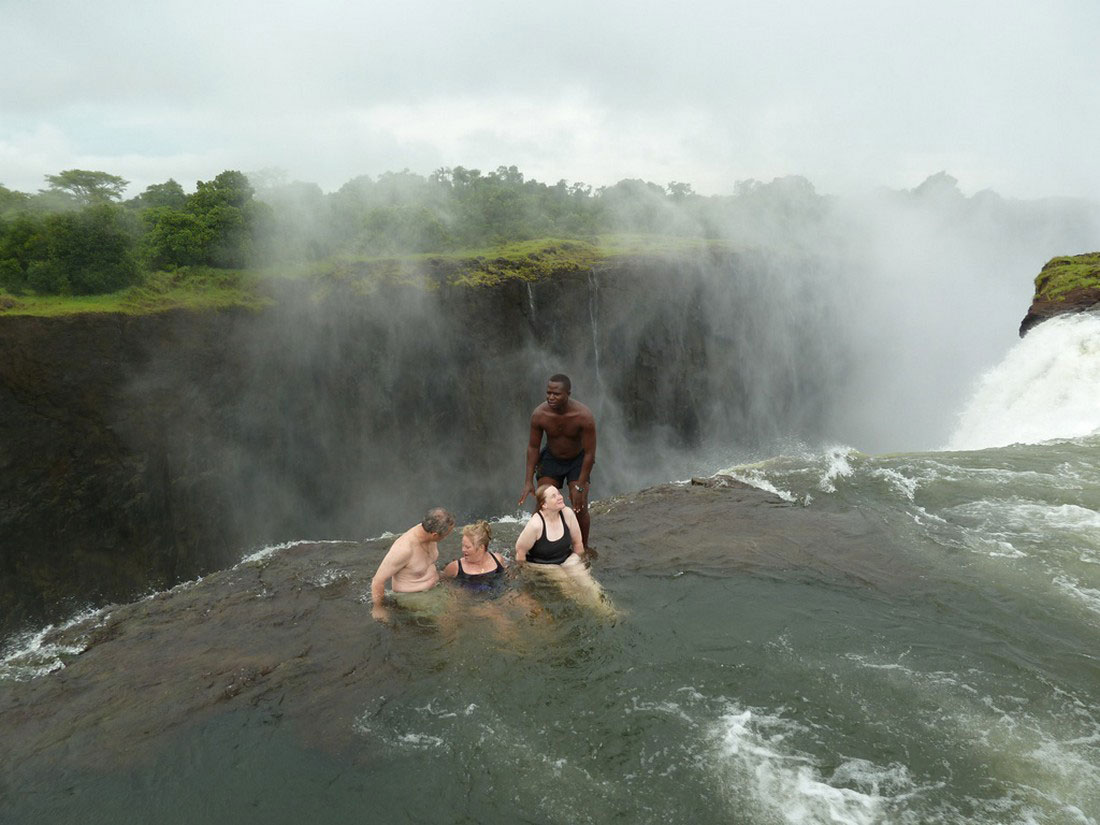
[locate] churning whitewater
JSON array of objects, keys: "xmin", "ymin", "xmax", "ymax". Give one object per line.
[{"xmin": 947, "ymin": 313, "xmax": 1100, "ymax": 451}]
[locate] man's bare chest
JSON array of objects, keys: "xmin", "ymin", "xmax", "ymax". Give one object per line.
[
  {"xmin": 406, "ymin": 546, "xmax": 438, "ymax": 574},
  {"xmin": 541, "ymin": 413, "xmax": 583, "ymax": 438}
]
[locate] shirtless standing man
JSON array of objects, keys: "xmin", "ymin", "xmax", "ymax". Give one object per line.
[
  {"xmin": 518, "ymin": 374, "xmax": 597, "ymax": 550},
  {"xmin": 370, "ymin": 507, "xmax": 455, "ymax": 622}
]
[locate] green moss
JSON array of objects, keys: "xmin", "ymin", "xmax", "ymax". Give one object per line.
[
  {"xmin": 0, "ymin": 235, "xmax": 734, "ymax": 317},
  {"xmin": 1033, "ymin": 252, "xmax": 1100, "ymax": 302}
]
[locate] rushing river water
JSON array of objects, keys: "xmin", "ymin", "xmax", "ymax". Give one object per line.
[{"xmin": 2, "ymin": 315, "xmax": 1099, "ymax": 824}]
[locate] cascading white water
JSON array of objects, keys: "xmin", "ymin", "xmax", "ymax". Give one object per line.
[{"xmin": 946, "ymin": 313, "xmax": 1100, "ymax": 451}]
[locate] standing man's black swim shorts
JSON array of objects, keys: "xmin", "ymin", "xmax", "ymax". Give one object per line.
[{"xmin": 536, "ymin": 448, "xmax": 586, "ymax": 485}]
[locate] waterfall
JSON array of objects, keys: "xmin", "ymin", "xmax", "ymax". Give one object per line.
[
  {"xmin": 587, "ymin": 270, "xmax": 602, "ymax": 386},
  {"xmin": 945, "ymin": 313, "xmax": 1100, "ymax": 450}
]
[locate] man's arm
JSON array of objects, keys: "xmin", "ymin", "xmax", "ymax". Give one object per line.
[
  {"xmin": 518, "ymin": 414, "xmax": 544, "ymax": 506},
  {"xmin": 577, "ymin": 411, "xmax": 596, "ymax": 486},
  {"xmin": 570, "ymin": 411, "xmax": 598, "ymax": 510},
  {"xmin": 370, "ymin": 541, "xmax": 412, "ymax": 621}
]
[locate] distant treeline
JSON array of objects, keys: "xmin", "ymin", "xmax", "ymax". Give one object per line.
[
  {"xmin": 0, "ymin": 164, "xmax": 1056, "ymax": 297},
  {"xmin": 0, "ymin": 165, "xmax": 839, "ymax": 296}
]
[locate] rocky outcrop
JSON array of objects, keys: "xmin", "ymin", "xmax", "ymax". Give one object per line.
[
  {"xmin": 0, "ymin": 251, "xmax": 846, "ymax": 635},
  {"xmin": 1019, "ymin": 252, "xmax": 1100, "ymax": 336}
]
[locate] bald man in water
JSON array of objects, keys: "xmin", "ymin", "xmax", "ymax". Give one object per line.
[
  {"xmin": 370, "ymin": 507, "xmax": 455, "ymax": 622},
  {"xmin": 518, "ymin": 374, "xmax": 597, "ymax": 550}
]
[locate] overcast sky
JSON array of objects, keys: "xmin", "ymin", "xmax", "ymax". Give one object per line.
[{"xmin": 2, "ymin": 0, "xmax": 1098, "ymax": 199}]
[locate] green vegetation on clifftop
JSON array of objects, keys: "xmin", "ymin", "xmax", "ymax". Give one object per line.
[
  {"xmin": 2, "ymin": 163, "xmax": 823, "ymax": 317},
  {"xmin": 1033, "ymin": 252, "xmax": 1100, "ymax": 302},
  {"xmin": 0, "ymin": 236, "xmax": 730, "ymax": 316},
  {"xmin": 0, "ymin": 268, "xmax": 269, "ymax": 317}
]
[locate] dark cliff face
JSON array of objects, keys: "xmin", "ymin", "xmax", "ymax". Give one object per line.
[{"xmin": 0, "ymin": 252, "xmax": 846, "ymax": 634}]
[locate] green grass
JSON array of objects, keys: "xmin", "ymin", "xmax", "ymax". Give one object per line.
[
  {"xmin": 0, "ymin": 268, "xmax": 271, "ymax": 317},
  {"xmin": 1034, "ymin": 252, "xmax": 1100, "ymax": 302},
  {"xmin": 0, "ymin": 236, "xmax": 736, "ymax": 317}
]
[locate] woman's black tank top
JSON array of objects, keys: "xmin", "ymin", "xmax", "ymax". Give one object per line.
[
  {"xmin": 455, "ymin": 553, "xmax": 505, "ymax": 592},
  {"xmin": 528, "ymin": 512, "xmax": 572, "ymax": 565}
]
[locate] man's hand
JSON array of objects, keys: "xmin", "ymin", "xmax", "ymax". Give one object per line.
[
  {"xmin": 371, "ymin": 602, "xmax": 391, "ymax": 624},
  {"xmin": 570, "ymin": 481, "xmax": 589, "ymax": 513},
  {"xmin": 518, "ymin": 481, "xmax": 535, "ymax": 507}
]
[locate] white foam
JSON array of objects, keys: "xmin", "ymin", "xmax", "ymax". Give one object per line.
[
  {"xmin": 0, "ymin": 606, "xmax": 109, "ymax": 682},
  {"xmin": 235, "ymin": 538, "xmax": 355, "ymax": 567},
  {"xmin": 720, "ymin": 467, "xmax": 798, "ymax": 502},
  {"xmin": 871, "ymin": 467, "xmax": 921, "ymax": 501},
  {"xmin": 819, "ymin": 445, "xmax": 856, "ymax": 492},
  {"xmin": 711, "ymin": 708, "xmax": 902, "ymax": 825},
  {"xmin": 948, "ymin": 500, "xmax": 1100, "ymax": 549},
  {"xmin": 1054, "ymin": 576, "xmax": 1100, "ymax": 616},
  {"xmin": 947, "ymin": 313, "xmax": 1100, "ymax": 451},
  {"xmin": 307, "ymin": 569, "xmax": 351, "ymax": 587}
]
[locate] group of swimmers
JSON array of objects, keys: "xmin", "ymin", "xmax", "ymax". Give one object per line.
[{"xmin": 370, "ymin": 374, "xmax": 607, "ymax": 622}]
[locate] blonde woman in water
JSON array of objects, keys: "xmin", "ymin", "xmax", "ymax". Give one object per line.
[{"xmin": 443, "ymin": 521, "xmax": 507, "ymax": 593}]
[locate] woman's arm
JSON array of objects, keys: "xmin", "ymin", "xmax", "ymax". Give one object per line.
[
  {"xmin": 515, "ymin": 517, "xmax": 538, "ymax": 562},
  {"xmin": 442, "ymin": 560, "xmax": 459, "ymax": 578}
]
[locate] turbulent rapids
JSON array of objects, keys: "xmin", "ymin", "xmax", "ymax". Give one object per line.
[{"xmin": 2, "ymin": 315, "xmax": 1099, "ymax": 824}]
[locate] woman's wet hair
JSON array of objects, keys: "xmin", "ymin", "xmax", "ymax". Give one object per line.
[
  {"xmin": 535, "ymin": 483, "xmax": 557, "ymax": 510},
  {"xmin": 461, "ymin": 520, "xmax": 492, "ymax": 549}
]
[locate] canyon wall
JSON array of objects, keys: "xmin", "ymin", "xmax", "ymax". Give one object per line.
[{"xmin": 0, "ymin": 251, "xmax": 844, "ymax": 633}]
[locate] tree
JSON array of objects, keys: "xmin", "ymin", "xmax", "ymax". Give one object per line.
[
  {"xmin": 667, "ymin": 181, "xmax": 695, "ymax": 202},
  {"xmin": 359, "ymin": 206, "xmax": 451, "ymax": 254},
  {"xmin": 0, "ymin": 184, "xmax": 30, "ymax": 216},
  {"xmin": 47, "ymin": 205, "xmax": 140, "ymax": 293},
  {"xmin": 189, "ymin": 170, "xmax": 254, "ymax": 211},
  {"xmin": 1, "ymin": 205, "xmax": 140, "ymax": 294},
  {"xmin": 43, "ymin": 170, "xmax": 130, "ymax": 205},
  {"xmin": 130, "ymin": 179, "xmax": 187, "ymax": 210},
  {"xmin": 597, "ymin": 179, "xmax": 673, "ymax": 233},
  {"xmin": 912, "ymin": 171, "xmax": 964, "ymax": 201},
  {"xmin": 0, "ymin": 213, "xmax": 49, "ymax": 292},
  {"xmin": 139, "ymin": 170, "xmax": 268, "ymax": 269},
  {"xmin": 141, "ymin": 207, "xmax": 207, "ymax": 269}
]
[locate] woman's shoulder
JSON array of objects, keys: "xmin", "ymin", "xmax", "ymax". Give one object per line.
[
  {"xmin": 442, "ymin": 559, "xmax": 460, "ymax": 577},
  {"xmin": 492, "ymin": 552, "xmax": 508, "ymax": 568}
]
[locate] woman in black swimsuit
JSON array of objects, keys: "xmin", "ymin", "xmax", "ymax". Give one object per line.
[
  {"xmin": 443, "ymin": 520, "xmax": 507, "ymax": 592},
  {"xmin": 515, "ymin": 484, "xmax": 585, "ymax": 566},
  {"xmin": 515, "ymin": 485, "xmax": 614, "ymax": 615}
]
